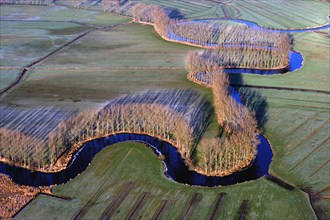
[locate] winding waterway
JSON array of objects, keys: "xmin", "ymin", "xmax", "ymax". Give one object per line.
[
  {"xmin": 0, "ymin": 133, "xmax": 272, "ymax": 187},
  {"xmin": 2, "ymin": 18, "xmax": 327, "ymax": 187},
  {"xmin": 168, "ymin": 18, "xmax": 329, "ymax": 74}
]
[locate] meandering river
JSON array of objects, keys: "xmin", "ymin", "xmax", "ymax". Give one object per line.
[
  {"xmin": 2, "ymin": 18, "xmax": 327, "ymax": 187},
  {"xmin": 0, "ymin": 133, "xmax": 272, "ymax": 187}
]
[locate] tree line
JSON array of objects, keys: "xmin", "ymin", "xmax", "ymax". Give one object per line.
[
  {"xmin": 185, "ymin": 41, "xmax": 289, "ymax": 77},
  {"xmin": 130, "ymin": 3, "xmax": 291, "ymax": 70},
  {"xmin": 185, "ymin": 64, "xmax": 259, "ymax": 175},
  {"xmin": 0, "ymin": 128, "xmax": 47, "ymax": 169},
  {"xmin": 202, "ymin": 69, "xmax": 258, "ymax": 175},
  {"xmin": 170, "ymin": 20, "xmax": 291, "ymax": 49},
  {"xmin": 0, "ymin": 89, "xmax": 211, "ymax": 171}
]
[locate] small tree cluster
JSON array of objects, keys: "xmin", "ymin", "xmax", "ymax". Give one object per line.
[
  {"xmin": 205, "ymin": 42, "xmax": 289, "ymax": 69},
  {"xmin": 131, "ymin": 3, "xmax": 170, "ymax": 36},
  {"xmin": 170, "ymin": 20, "xmax": 291, "ymax": 49},
  {"xmin": 186, "ymin": 41, "xmax": 289, "ymax": 75},
  {"xmin": 170, "ymin": 20, "xmax": 219, "ymax": 45}
]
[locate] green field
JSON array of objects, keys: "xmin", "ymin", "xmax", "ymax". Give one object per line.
[
  {"xmin": 0, "ymin": 20, "xmax": 88, "ymax": 90},
  {"xmin": 0, "ymin": 5, "xmax": 129, "ymax": 91},
  {"xmin": 0, "ymin": 5, "xmax": 130, "ymax": 25},
  {"xmin": 1, "ymin": 21, "xmax": 207, "ymax": 107},
  {"xmin": 16, "ymin": 142, "xmax": 316, "ymax": 220},
  {"xmin": 1, "ymin": 2, "xmax": 329, "ymax": 219}
]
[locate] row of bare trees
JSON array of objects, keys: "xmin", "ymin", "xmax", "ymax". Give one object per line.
[
  {"xmin": 131, "ymin": 3, "xmax": 170, "ymax": 36},
  {"xmin": 170, "ymin": 20, "xmax": 219, "ymax": 45},
  {"xmin": 186, "ymin": 45, "xmax": 289, "ymax": 76},
  {"xmin": 170, "ymin": 20, "xmax": 291, "ymax": 48},
  {"xmin": 185, "ymin": 58, "xmax": 259, "ymax": 175},
  {"xmin": 0, "ymin": 89, "xmax": 211, "ymax": 171},
  {"xmin": 130, "ymin": 3, "xmax": 290, "ymax": 70},
  {"xmin": 197, "ymin": 70, "xmax": 259, "ymax": 175},
  {"xmin": 0, "ymin": 128, "xmax": 47, "ymax": 169}
]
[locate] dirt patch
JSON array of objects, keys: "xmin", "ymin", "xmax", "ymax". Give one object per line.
[{"xmin": 0, "ymin": 174, "xmax": 39, "ymax": 218}]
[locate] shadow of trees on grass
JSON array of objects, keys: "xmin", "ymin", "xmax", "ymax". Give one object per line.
[{"xmin": 228, "ymin": 73, "xmax": 268, "ymax": 132}]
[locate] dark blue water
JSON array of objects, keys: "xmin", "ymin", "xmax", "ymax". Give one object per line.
[
  {"xmin": 222, "ymin": 50, "xmax": 302, "ymax": 74},
  {"xmin": 168, "ymin": 18, "xmax": 330, "ymax": 74},
  {"xmin": 168, "ymin": 34, "xmax": 303, "ymax": 74},
  {"xmin": 0, "ymin": 133, "xmax": 272, "ymax": 187}
]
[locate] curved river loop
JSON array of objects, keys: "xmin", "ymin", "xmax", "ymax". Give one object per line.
[{"xmin": 1, "ymin": 18, "xmax": 329, "ymax": 187}]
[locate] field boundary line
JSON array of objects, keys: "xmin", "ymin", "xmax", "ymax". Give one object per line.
[
  {"xmin": 286, "ymin": 112, "xmax": 319, "ymax": 137},
  {"xmin": 289, "ymin": 137, "xmax": 329, "ymax": 172},
  {"xmin": 125, "ymin": 191, "xmax": 150, "ymax": 220},
  {"xmin": 265, "ymin": 174, "xmax": 295, "ymax": 190},
  {"xmin": 314, "ymin": 185, "xmax": 330, "ymax": 196},
  {"xmin": 209, "ymin": 192, "xmax": 226, "ymax": 220},
  {"xmin": 272, "ymin": 109, "xmax": 300, "ymax": 131},
  {"xmin": 181, "ymin": 192, "xmax": 202, "ymax": 220},
  {"xmin": 236, "ymin": 199, "xmax": 249, "ymax": 220},
  {"xmin": 309, "ymin": 159, "xmax": 330, "ymax": 178},
  {"xmin": 267, "ymin": 96, "xmax": 330, "ymax": 105},
  {"xmin": 0, "ymin": 21, "xmax": 132, "ymax": 96},
  {"xmin": 231, "ymin": 84, "xmax": 330, "ymax": 95},
  {"xmin": 0, "ymin": 30, "xmax": 93, "ymax": 96},
  {"xmin": 151, "ymin": 200, "xmax": 169, "ymax": 220},
  {"xmin": 0, "ymin": 66, "xmax": 22, "ymax": 70},
  {"xmin": 286, "ymin": 119, "xmax": 330, "ymax": 156},
  {"xmin": 99, "ymin": 182, "xmax": 135, "ymax": 220}
]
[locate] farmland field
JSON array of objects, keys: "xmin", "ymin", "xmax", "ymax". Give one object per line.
[
  {"xmin": 16, "ymin": 142, "xmax": 316, "ymax": 220},
  {"xmin": 1, "ymin": 21, "xmax": 202, "ymax": 107},
  {"xmin": 0, "ymin": 1, "xmax": 329, "ymax": 219}
]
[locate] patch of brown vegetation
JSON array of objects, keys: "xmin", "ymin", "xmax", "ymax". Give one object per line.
[{"xmin": 0, "ymin": 174, "xmax": 39, "ymax": 218}]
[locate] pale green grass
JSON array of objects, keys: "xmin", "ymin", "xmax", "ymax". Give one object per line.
[
  {"xmin": 1, "ymin": 23, "xmax": 205, "ymax": 107},
  {"xmin": 259, "ymin": 89, "xmax": 330, "ymax": 219},
  {"xmin": 239, "ymin": 32, "xmax": 330, "ymax": 92},
  {"xmin": 0, "ymin": 21, "xmax": 88, "ymax": 67},
  {"xmin": 0, "ymin": 5, "xmax": 130, "ymax": 25},
  {"xmin": 37, "ymin": 23, "xmax": 194, "ymax": 68},
  {"xmin": 16, "ymin": 142, "xmax": 316, "ymax": 220},
  {"xmin": 0, "ymin": 20, "xmax": 90, "ymax": 91},
  {"xmin": 0, "ymin": 70, "xmax": 21, "ymax": 90}
]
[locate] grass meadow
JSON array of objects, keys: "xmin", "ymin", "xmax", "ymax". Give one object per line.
[{"xmin": 16, "ymin": 142, "xmax": 316, "ymax": 220}]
